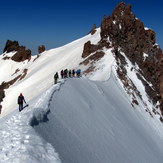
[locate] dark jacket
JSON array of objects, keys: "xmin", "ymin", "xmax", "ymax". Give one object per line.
[
  {"xmin": 54, "ymin": 73, "xmax": 59, "ymax": 79},
  {"xmin": 18, "ymin": 95, "xmax": 26, "ymax": 104}
]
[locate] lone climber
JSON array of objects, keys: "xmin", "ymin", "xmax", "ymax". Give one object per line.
[{"xmin": 18, "ymin": 93, "xmax": 26, "ymax": 112}]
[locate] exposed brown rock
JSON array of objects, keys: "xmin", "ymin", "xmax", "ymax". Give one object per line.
[
  {"xmin": 12, "ymin": 69, "xmax": 20, "ymax": 76},
  {"xmin": 100, "ymin": 1, "xmax": 163, "ymax": 115},
  {"xmin": 160, "ymin": 75, "xmax": 163, "ymax": 98},
  {"xmin": 11, "ymin": 46, "xmax": 31, "ymax": 62},
  {"xmin": 83, "ymin": 66, "xmax": 96, "ymax": 74},
  {"xmin": 3, "ymin": 40, "xmax": 19, "ymax": 53},
  {"xmin": 38, "ymin": 45, "xmax": 45, "ymax": 54},
  {"xmin": 3, "ymin": 56, "xmax": 10, "ymax": 60},
  {"xmin": 160, "ymin": 74, "xmax": 163, "ymax": 114},
  {"xmin": 19, "ymin": 69, "xmax": 28, "ymax": 81},
  {"xmin": 3, "ymin": 40, "xmax": 31, "ymax": 62},
  {"xmin": 82, "ymin": 41, "xmax": 98, "ymax": 58},
  {"xmin": 80, "ymin": 51, "xmax": 105, "ymax": 65},
  {"xmin": 132, "ymin": 99, "xmax": 139, "ymax": 105},
  {"xmin": 0, "ymin": 88, "xmax": 5, "ymax": 113},
  {"xmin": 89, "ymin": 24, "xmax": 97, "ymax": 35}
]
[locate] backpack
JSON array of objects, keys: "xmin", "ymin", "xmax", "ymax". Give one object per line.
[
  {"xmin": 54, "ymin": 73, "xmax": 58, "ymax": 79},
  {"xmin": 18, "ymin": 96, "xmax": 23, "ymax": 104}
]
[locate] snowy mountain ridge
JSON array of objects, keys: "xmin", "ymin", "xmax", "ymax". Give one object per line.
[
  {"xmin": 0, "ymin": 28, "xmax": 101, "ymax": 117},
  {"xmin": 1, "ymin": 2, "xmax": 162, "ymax": 121},
  {"xmin": 0, "ymin": 75, "xmax": 163, "ymax": 163},
  {"xmin": 0, "ymin": 2, "xmax": 163, "ymax": 162}
]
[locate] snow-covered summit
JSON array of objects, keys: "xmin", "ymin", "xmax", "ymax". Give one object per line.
[{"xmin": 0, "ymin": 2, "xmax": 163, "ymax": 162}]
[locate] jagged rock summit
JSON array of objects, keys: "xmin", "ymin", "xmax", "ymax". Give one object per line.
[
  {"xmin": 81, "ymin": 2, "xmax": 163, "ymax": 117},
  {"xmin": 38, "ymin": 45, "xmax": 45, "ymax": 54},
  {"xmin": 3, "ymin": 40, "xmax": 31, "ymax": 62},
  {"xmin": 101, "ymin": 1, "xmax": 163, "ymax": 115}
]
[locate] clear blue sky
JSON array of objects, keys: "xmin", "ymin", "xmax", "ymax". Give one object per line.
[{"xmin": 0, "ymin": 0, "xmax": 162, "ymax": 55}]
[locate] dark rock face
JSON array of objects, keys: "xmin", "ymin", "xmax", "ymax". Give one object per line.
[
  {"xmin": 3, "ymin": 40, "xmax": 31, "ymax": 62},
  {"xmin": 82, "ymin": 41, "xmax": 98, "ymax": 58},
  {"xmin": 11, "ymin": 46, "xmax": 31, "ymax": 62},
  {"xmin": 81, "ymin": 2, "xmax": 163, "ymax": 116},
  {"xmin": 100, "ymin": 2, "xmax": 163, "ymax": 115},
  {"xmin": 81, "ymin": 51, "xmax": 105, "ymax": 65},
  {"xmin": 81, "ymin": 39, "xmax": 111, "ymax": 73},
  {"xmin": 38, "ymin": 45, "xmax": 45, "ymax": 54},
  {"xmin": 3, "ymin": 40, "xmax": 19, "ymax": 53},
  {"xmin": 89, "ymin": 24, "xmax": 97, "ymax": 35}
]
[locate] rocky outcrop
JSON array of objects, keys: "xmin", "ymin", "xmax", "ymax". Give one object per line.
[
  {"xmin": 99, "ymin": 2, "xmax": 163, "ymax": 115},
  {"xmin": 38, "ymin": 45, "xmax": 45, "ymax": 54},
  {"xmin": 82, "ymin": 41, "xmax": 98, "ymax": 58},
  {"xmin": 3, "ymin": 40, "xmax": 19, "ymax": 53},
  {"xmin": 81, "ymin": 39, "xmax": 110, "ymax": 73},
  {"xmin": 81, "ymin": 2, "xmax": 163, "ymax": 117},
  {"xmin": 81, "ymin": 51, "xmax": 105, "ymax": 65},
  {"xmin": 3, "ymin": 40, "xmax": 31, "ymax": 62},
  {"xmin": 11, "ymin": 46, "xmax": 31, "ymax": 62},
  {"xmin": 89, "ymin": 24, "xmax": 97, "ymax": 35}
]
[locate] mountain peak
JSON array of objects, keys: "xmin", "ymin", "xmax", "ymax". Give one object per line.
[
  {"xmin": 81, "ymin": 2, "xmax": 163, "ymax": 118},
  {"xmin": 3, "ymin": 40, "xmax": 31, "ymax": 62},
  {"xmin": 112, "ymin": 1, "xmax": 131, "ymax": 15},
  {"xmin": 99, "ymin": 2, "xmax": 163, "ymax": 116},
  {"xmin": 3, "ymin": 40, "xmax": 19, "ymax": 53}
]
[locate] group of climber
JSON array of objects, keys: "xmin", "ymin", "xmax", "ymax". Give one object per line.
[
  {"xmin": 54, "ymin": 69, "xmax": 81, "ymax": 84},
  {"xmin": 17, "ymin": 69, "xmax": 81, "ymax": 113}
]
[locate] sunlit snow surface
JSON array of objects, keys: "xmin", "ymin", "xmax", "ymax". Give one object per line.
[
  {"xmin": 1, "ymin": 77, "xmax": 163, "ymax": 163},
  {"xmin": 0, "ymin": 83, "xmax": 62, "ymax": 163}
]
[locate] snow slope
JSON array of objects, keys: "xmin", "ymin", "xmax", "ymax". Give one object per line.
[
  {"xmin": 33, "ymin": 77, "xmax": 163, "ymax": 163},
  {"xmin": 0, "ymin": 29, "xmax": 101, "ymax": 117},
  {"xmin": 0, "ymin": 82, "xmax": 63, "ymax": 163},
  {"xmin": 1, "ymin": 76, "xmax": 163, "ymax": 162}
]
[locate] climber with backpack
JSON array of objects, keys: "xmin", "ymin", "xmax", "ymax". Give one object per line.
[
  {"xmin": 18, "ymin": 93, "xmax": 27, "ymax": 112},
  {"xmin": 76, "ymin": 69, "xmax": 81, "ymax": 77},
  {"xmin": 60, "ymin": 70, "xmax": 64, "ymax": 79},
  {"xmin": 54, "ymin": 72, "xmax": 59, "ymax": 84},
  {"xmin": 72, "ymin": 69, "xmax": 75, "ymax": 77}
]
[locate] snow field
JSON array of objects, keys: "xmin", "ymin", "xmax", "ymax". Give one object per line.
[{"xmin": 0, "ymin": 82, "xmax": 64, "ymax": 163}]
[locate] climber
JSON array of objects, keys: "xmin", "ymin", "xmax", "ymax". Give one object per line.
[
  {"xmin": 18, "ymin": 93, "xmax": 26, "ymax": 112},
  {"xmin": 72, "ymin": 69, "xmax": 75, "ymax": 77},
  {"xmin": 68, "ymin": 69, "xmax": 72, "ymax": 78},
  {"xmin": 76, "ymin": 69, "xmax": 81, "ymax": 77},
  {"xmin": 54, "ymin": 72, "xmax": 59, "ymax": 84},
  {"xmin": 60, "ymin": 70, "xmax": 64, "ymax": 79}
]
